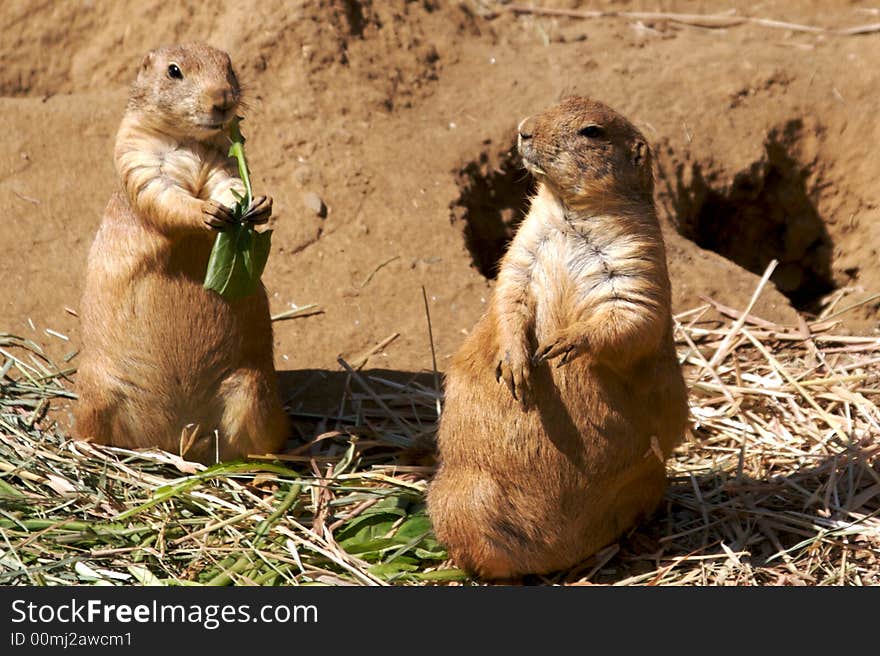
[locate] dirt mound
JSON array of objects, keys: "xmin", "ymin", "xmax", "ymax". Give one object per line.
[{"xmin": 3, "ymin": 0, "xmax": 880, "ymax": 406}]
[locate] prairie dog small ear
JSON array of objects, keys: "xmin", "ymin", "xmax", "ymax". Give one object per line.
[
  {"xmin": 632, "ymin": 139, "xmax": 649, "ymax": 168},
  {"xmin": 138, "ymin": 51, "xmax": 156, "ymax": 76}
]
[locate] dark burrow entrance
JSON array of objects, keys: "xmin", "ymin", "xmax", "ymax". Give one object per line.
[
  {"xmin": 449, "ymin": 140, "xmax": 534, "ymax": 279},
  {"xmin": 668, "ymin": 122, "xmax": 836, "ymax": 312}
]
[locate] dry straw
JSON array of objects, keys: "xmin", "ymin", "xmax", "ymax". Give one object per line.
[{"xmin": 1, "ymin": 262, "xmax": 878, "ymax": 585}]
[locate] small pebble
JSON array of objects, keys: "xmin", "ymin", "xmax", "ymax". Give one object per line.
[{"xmin": 302, "ymin": 191, "xmax": 326, "ymax": 217}]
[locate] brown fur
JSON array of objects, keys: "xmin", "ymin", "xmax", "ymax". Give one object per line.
[
  {"xmin": 73, "ymin": 44, "xmax": 288, "ymax": 463},
  {"xmin": 427, "ymin": 97, "xmax": 689, "ymax": 579}
]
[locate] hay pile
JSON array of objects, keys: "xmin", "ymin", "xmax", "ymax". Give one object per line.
[
  {"xmin": 1, "ymin": 272, "xmax": 878, "ymax": 585},
  {"xmin": 0, "ymin": 333, "xmax": 452, "ymax": 585}
]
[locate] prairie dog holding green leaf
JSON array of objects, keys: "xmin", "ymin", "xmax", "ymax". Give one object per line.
[
  {"xmin": 427, "ymin": 98, "xmax": 688, "ymax": 579},
  {"xmin": 74, "ymin": 43, "xmax": 288, "ymax": 463}
]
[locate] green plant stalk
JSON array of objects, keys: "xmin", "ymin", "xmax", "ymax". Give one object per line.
[
  {"xmin": 206, "ymin": 554, "xmax": 255, "ymax": 587},
  {"xmin": 0, "ymin": 478, "xmax": 24, "ymax": 497},
  {"xmin": 227, "ymin": 118, "xmax": 253, "ymax": 205},
  {"xmin": 253, "ymin": 566, "xmax": 291, "ymax": 585},
  {"xmin": 409, "ymin": 569, "xmax": 470, "ymax": 582},
  {"xmin": 253, "ymin": 483, "xmax": 301, "ymax": 545},
  {"xmin": 0, "ymin": 519, "xmax": 148, "ymax": 534}
]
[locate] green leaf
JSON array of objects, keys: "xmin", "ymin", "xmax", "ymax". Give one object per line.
[
  {"xmin": 336, "ymin": 513, "xmax": 401, "ymax": 547},
  {"xmin": 394, "ymin": 514, "xmax": 433, "ymax": 540},
  {"xmin": 341, "ymin": 537, "xmax": 398, "ymax": 557},
  {"xmin": 203, "ymin": 116, "xmax": 272, "ymax": 300},
  {"xmin": 369, "ymin": 559, "xmax": 420, "ymax": 578},
  {"xmin": 253, "ymin": 230, "xmax": 272, "ymax": 278}
]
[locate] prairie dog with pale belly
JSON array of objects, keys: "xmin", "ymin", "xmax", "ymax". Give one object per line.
[
  {"xmin": 73, "ymin": 43, "xmax": 288, "ymax": 463},
  {"xmin": 427, "ymin": 97, "xmax": 688, "ymax": 579}
]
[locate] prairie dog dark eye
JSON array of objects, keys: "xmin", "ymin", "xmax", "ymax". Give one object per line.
[
  {"xmin": 578, "ymin": 125, "xmax": 603, "ymax": 138},
  {"xmin": 167, "ymin": 64, "xmax": 183, "ymax": 80}
]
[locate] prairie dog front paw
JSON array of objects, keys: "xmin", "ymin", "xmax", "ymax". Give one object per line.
[
  {"xmin": 495, "ymin": 343, "xmax": 532, "ymax": 407},
  {"xmin": 533, "ymin": 327, "xmax": 588, "ymax": 367}
]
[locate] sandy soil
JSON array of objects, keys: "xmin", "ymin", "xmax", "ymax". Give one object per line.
[{"xmin": 2, "ymin": 0, "xmax": 879, "ymax": 420}]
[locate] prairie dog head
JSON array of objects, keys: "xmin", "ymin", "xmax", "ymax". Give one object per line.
[
  {"xmin": 517, "ymin": 97, "xmax": 653, "ymax": 211},
  {"xmin": 127, "ymin": 43, "xmax": 241, "ymax": 140}
]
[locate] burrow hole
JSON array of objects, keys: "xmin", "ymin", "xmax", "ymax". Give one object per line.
[
  {"xmin": 668, "ymin": 121, "xmax": 835, "ymax": 311},
  {"xmin": 449, "ymin": 140, "xmax": 534, "ymax": 279}
]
